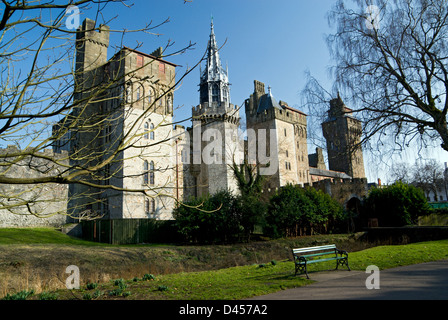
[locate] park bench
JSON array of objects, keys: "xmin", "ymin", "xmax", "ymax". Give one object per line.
[{"xmin": 292, "ymin": 244, "xmax": 350, "ymax": 279}]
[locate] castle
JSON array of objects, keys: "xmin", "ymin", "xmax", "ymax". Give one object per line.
[{"xmin": 0, "ymin": 19, "xmax": 368, "ymax": 227}]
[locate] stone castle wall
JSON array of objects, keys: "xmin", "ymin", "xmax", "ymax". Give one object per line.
[{"xmin": 0, "ymin": 146, "xmax": 69, "ymax": 228}]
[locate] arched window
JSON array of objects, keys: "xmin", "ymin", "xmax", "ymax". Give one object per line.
[
  {"xmin": 150, "ymin": 123, "xmax": 155, "ymax": 140},
  {"xmin": 149, "ymin": 161, "xmax": 155, "ymax": 185},
  {"xmin": 143, "ymin": 160, "xmax": 149, "ymax": 184},
  {"xmin": 144, "ymin": 122, "xmax": 149, "ymax": 139}
]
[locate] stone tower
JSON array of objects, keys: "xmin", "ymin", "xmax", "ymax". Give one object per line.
[
  {"xmin": 185, "ymin": 20, "xmax": 241, "ymax": 198},
  {"xmin": 322, "ymin": 95, "xmax": 366, "ymax": 179},
  {"xmin": 75, "ymin": 18, "xmax": 110, "ymax": 73},
  {"xmin": 62, "ymin": 18, "xmax": 179, "ymax": 220},
  {"xmin": 245, "ymin": 80, "xmax": 310, "ymax": 189}
]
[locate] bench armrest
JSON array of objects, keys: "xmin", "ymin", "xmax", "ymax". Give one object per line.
[
  {"xmin": 292, "ymin": 254, "xmax": 307, "ymax": 263},
  {"xmin": 336, "ymin": 249, "xmax": 348, "ymax": 257}
]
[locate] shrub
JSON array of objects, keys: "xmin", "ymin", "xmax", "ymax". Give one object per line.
[
  {"xmin": 304, "ymin": 187, "xmax": 344, "ymax": 233},
  {"xmin": 265, "ymin": 184, "xmax": 315, "ymax": 238},
  {"xmin": 265, "ymin": 185, "xmax": 344, "ymax": 238},
  {"xmin": 364, "ymin": 181, "xmax": 432, "ymax": 227},
  {"xmin": 173, "ymin": 190, "xmax": 242, "ymax": 243},
  {"xmin": 237, "ymin": 194, "xmax": 267, "ymax": 239}
]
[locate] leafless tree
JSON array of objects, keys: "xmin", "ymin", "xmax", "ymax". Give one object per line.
[
  {"xmin": 412, "ymin": 159, "xmax": 444, "ymax": 201},
  {"xmin": 388, "ymin": 161, "xmax": 412, "ymax": 184},
  {"xmin": 303, "ymin": 0, "xmax": 448, "ymax": 158},
  {"xmin": 389, "ymin": 158, "xmax": 447, "ymax": 201},
  {"xmin": 0, "ymin": 0, "xmax": 199, "ymax": 219}
]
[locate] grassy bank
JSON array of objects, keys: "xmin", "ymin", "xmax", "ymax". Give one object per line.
[
  {"xmin": 24, "ymin": 239, "xmax": 448, "ymax": 300},
  {"xmin": 1, "ymin": 228, "xmax": 447, "ymax": 300},
  {"xmin": 0, "ymin": 228, "xmax": 365, "ymax": 297}
]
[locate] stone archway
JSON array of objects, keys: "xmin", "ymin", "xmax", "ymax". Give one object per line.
[
  {"xmin": 345, "ymin": 196, "xmax": 362, "ymax": 232},
  {"xmin": 346, "ymin": 196, "xmax": 362, "ymax": 214}
]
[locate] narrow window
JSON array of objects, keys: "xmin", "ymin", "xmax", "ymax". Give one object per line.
[
  {"xmin": 150, "ymin": 123, "xmax": 155, "ymax": 140},
  {"xmin": 144, "ymin": 122, "xmax": 149, "ymax": 139},
  {"xmin": 143, "ymin": 160, "xmax": 149, "ymax": 184},
  {"xmin": 145, "ymin": 198, "xmax": 150, "ymax": 215},
  {"xmin": 149, "ymin": 161, "xmax": 155, "ymax": 185},
  {"xmin": 212, "ymin": 84, "xmax": 219, "ymax": 102},
  {"xmin": 137, "ymin": 55, "xmax": 144, "ymax": 68},
  {"xmin": 159, "ymin": 62, "xmax": 165, "ymax": 74},
  {"xmin": 151, "ymin": 199, "xmax": 156, "ymax": 213}
]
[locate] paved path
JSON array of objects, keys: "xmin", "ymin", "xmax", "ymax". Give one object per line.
[{"xmin": 248, "ymin": 260, "xmax": 448, "ymax": 300}]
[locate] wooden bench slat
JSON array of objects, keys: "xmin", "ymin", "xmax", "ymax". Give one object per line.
[
  {"xmin": 292, "ymin": 245, "xmax": 336, "ymax": 253},
  {"xmin": 299, "ymin": 252, "xmax": 338, "ymax": 259}
]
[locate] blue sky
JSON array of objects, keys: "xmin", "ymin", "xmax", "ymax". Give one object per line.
[{"xmin": 97, "ymin": 0, "xmax": 335, "ymax": 123}]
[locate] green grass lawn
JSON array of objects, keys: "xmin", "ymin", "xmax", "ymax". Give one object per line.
[{"xmin": 0, "ymin": 227, "xmax": 100, "ymax": 245}]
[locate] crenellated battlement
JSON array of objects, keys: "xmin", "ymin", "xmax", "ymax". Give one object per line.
[
  {"xmin": 310, "ymin": 177, "xmax": 368, "ymax": 187},
  {"xmin": 192, "ymin": 102, "xmax": 240, "ymax": 124}
]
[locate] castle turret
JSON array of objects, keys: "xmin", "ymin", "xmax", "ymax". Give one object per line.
[
  {"xmin": 185, "ymin": 20, "xmax": 241, "ymax": 198},
  {"xmin": 75, "ymin": 18, "xmax": 110, "ymax": 72},
  {"xmin": 322, "ymin": 95, "xmax": 366, "ymax": 179}
]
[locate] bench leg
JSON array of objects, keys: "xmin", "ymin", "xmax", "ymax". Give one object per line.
[
  {"xmin": 336, "ymin": 258, "xmax": 351, "ymax": 271},
  {"xmin": 295, "ymin": 263, "xmax": 309, "ymax": 279}
]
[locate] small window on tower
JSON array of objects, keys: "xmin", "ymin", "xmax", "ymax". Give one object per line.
[
  {"xmin": 137, "ymin": 55, "xmax": 144, "ymax": 68},
  {"xmin": 212, "ymin": 84, "xmax": 219, "ymax": 102},
  {"xmin": 159, "ymin": 62, "xmax": 165, "ymax": 74}
]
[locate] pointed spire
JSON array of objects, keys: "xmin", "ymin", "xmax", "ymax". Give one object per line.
[
  {"xmin": 199, "ymin": 19, "xmax": 230, "ymax": 107},
  {"xmin": 201, "ymin": 17, "xmax": 228, "ymax": 83}
]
